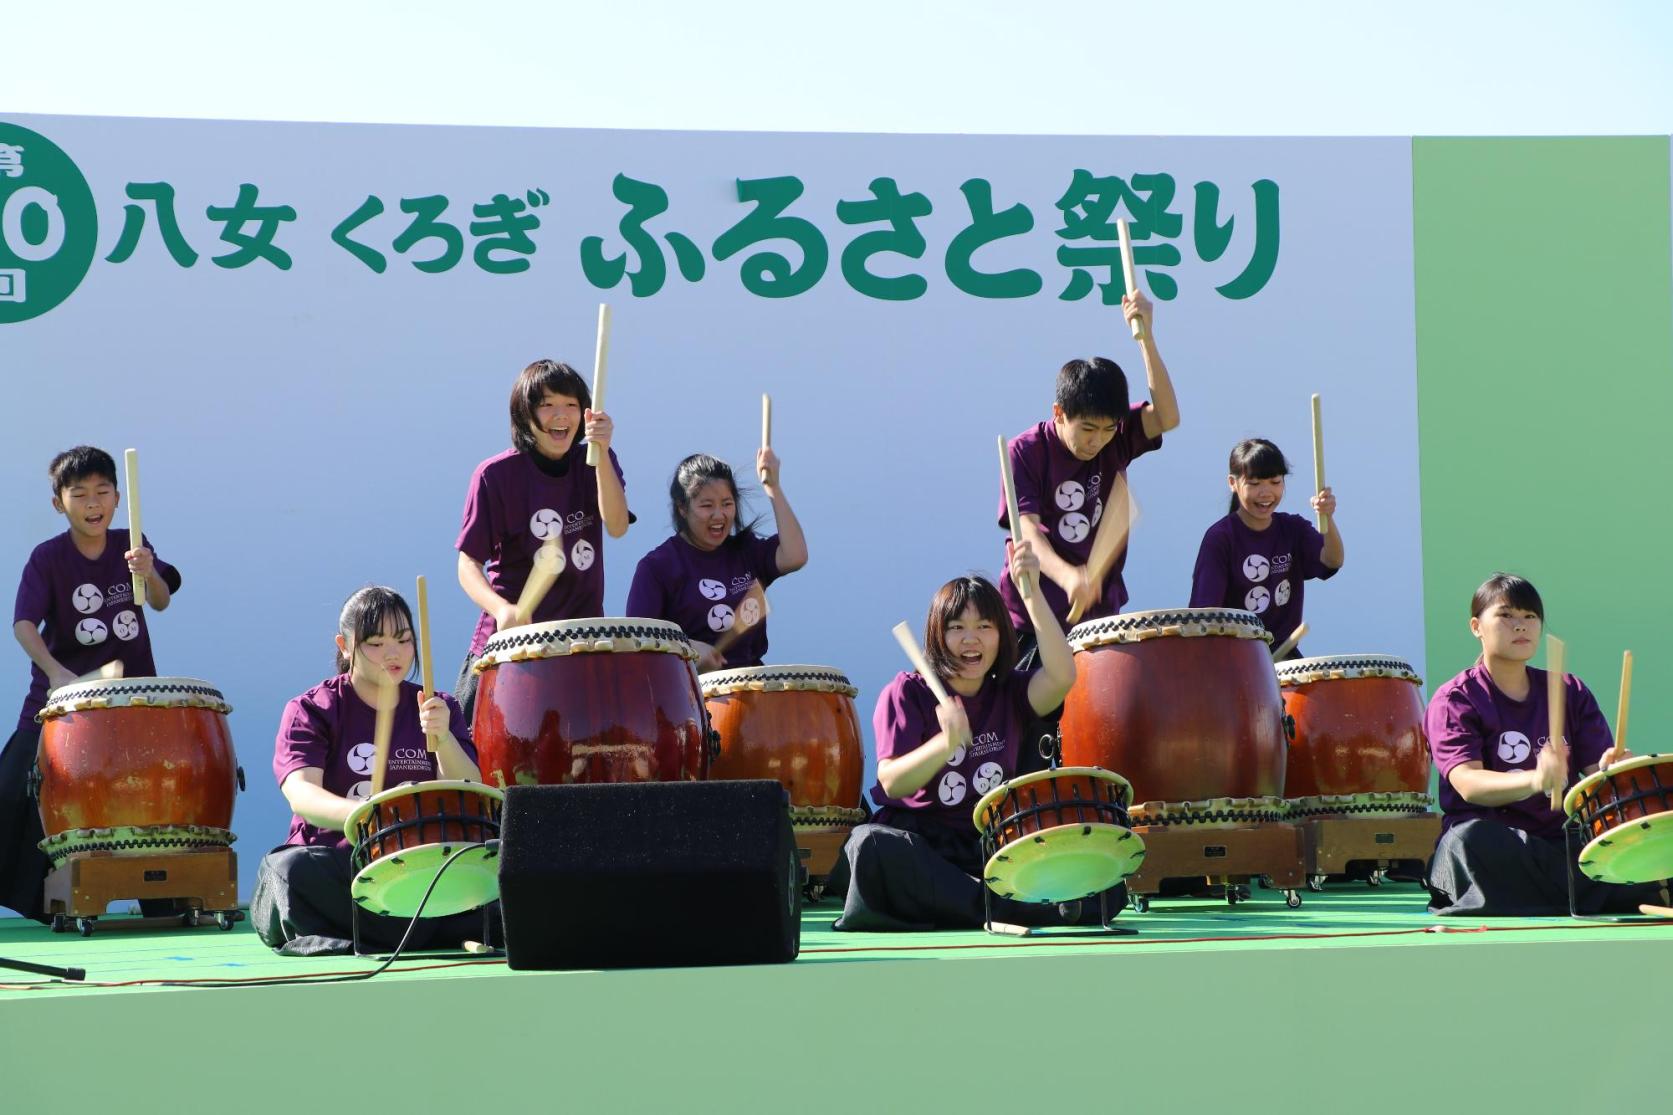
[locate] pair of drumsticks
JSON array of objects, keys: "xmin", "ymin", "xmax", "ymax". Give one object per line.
[
  {"xmin": 366, "ymin": 576, "xmax": 443, "ymax": 798},
  {"xmin": 1540, "ymin": 637, "xmax": 1634, "ymax": 811}
]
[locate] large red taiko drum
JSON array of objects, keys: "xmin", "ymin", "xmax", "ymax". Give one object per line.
[
  {"xmin": 472, "ymin": 618, "xmax": 709, "ymax": 787},
  {"xmin": 1059, "ymin": 609, "xmax": 1286, "ymax": 821},
  {"xmin": 1275, "ymin": 654, "xmax": 1431, "ymax": 818},
  {"xmin": 35, "ymin": 677, "xmax": 239, "ymax": 866}
]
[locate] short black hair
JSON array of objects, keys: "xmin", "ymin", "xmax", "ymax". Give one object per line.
[
  {"xmin": 1227, "ymin": 438, "xmax": 1290, "ymax": 514},
  {"xmin": 49, "ymin": 446, "xmax": 118, "ymax": 497},
  {"xmin": 668, "ymin": 453, "xmax": 762, "ymax": 545},
  {"xmin": 1471, "ymin": 573, "xmax": 1545, "ymax": 623},
  {"xmin": 509, "ymin": 359, "xmax": 592, "ymax": 455},
  {"xmin": 1055, "ymin": 358, "xmax": 1129, "ymax": 423},
  {"xmin": 923, "ymin": 575, "xmax": 1018, "ymax": 684},
  {"xmin": 335, "ymin": 586, "xmax": 417, "ymax": 676}
]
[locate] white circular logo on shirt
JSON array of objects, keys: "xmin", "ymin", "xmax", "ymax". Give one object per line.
[
  {"xmin": 698, "ymin": 578, "xmax": 727, "ymax": 601},
  {"xmin": 1055, "ymin": 480, "xmax": 1086, "ymax": 512},
  {"xmin": 1274, "ymin": 579, "xmax": 1291, "ymax": 607},
  {"xmin": 570, "ymin": 539, "xmax": 595, "ymax": 571},
  {"xmin": 1242, "ymin": 554, "xmax": 1270, "ymax": 583},
  {"xmin": 1497, "ymin": 732, "xmax": 1532, "ymax": 764},
  {"xmin": 1245, "ymin": 586, "xmax": 1270, "ymax": 613},
  {"xmin": 72, "ymin": 583, "xmax": 104, "ymax": 614},
  {"xmin": 347, "ymin": 742, "xmax": 377, "ymax": 775},
  {"xmin": 1059, "ymin": 512, "xmax": 1091, "ymax": 544},
  {"xmin": 947, "ymin": 743, "xmax": 968, "ymax": 768},
  {"xmin": 738, "ymin": 596, "xmax": 762, "ymax": 627},
  {"xmin": 707, "ymin": 604, "xmax": 735, "ymax": 632},
  {"xmin": 937, "ymin": 770, "xmax": 968, "ymax": 806},
  {"xmin": 75, "ymin": 618, "xmax": 108, "ymax": 645},
  {"xmin": 972, "ymin": 762, "xmax": 1005, "ymax": 795},
  {"xmin": 529, "ymin": 508, "xmax": 563, "ymax": 540},
  {"xmin": 112, "ymin": 610, "xmax": 140, "ymax": 641},
  {"xmin": 348, "ymin": 780, "xmax": 373, "ymax": 801}
]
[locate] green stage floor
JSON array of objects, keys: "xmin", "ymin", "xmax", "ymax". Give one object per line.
[{"xmin": 3, "ymin": 883, "xmax": 1669, "ymax": 1113}]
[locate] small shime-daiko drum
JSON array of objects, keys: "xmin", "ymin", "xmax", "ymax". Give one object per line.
[
  {"xmin": 35, "ymin": 677, "xmax": 239, "ymax": 866},
  {"xmin": 1564, "ymin": 754, "xmax": 1673, "ymax": 885},
  {"xmin": 344, "ymin": 780, "xmax": 505, "ymax": 919},
  {"xmin": 701, "ymin": 664, "xmax": 866, "ymax": 832},
  {"xmin": 472, "ymin": 618, "xmax": 709, "ymax": 788},
  {"xmin": 972, "ymin": 767, "xmax": 1145, "ymax": 903},
  {"xmin": 1275, "ymin": 654, "xmax": 1432, "ymax": 819},
  {"xmin": 1059, "ymin": 609, "xmax": 1286, "ymax": 826}
]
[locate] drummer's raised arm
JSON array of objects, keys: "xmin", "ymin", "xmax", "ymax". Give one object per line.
[{"xmin": 1013, "ymin": 541, "xmax": 1076, "ymax": 715}]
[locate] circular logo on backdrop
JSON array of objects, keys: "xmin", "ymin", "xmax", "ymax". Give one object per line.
[
  {"xmin": 972, "ymin": 762, "xmax": 1005, "ymax": 795},
  {"xmin": 71, "ymin": 582, "xmax": 103, "ymax": 614},
  {"xmin": 0, "ymin": 123, "xmax": 98, "ymax": 325},
  {"xmin": 698, "ymin": 578, "xmax": 726, "ymax": 601},
  {"xmin": 347, "ymin": 742, "xmax": 377, "ymax": 776},
  {"xmin": 1244, "ymin": 586, "xmax": 1270, "ymax": 613},
  {"xmin": 570, "ymin": 539, "xmax": 595, "ymax": 571},
  {"xmin": 1059, "ymin": 512, "xmax": 1091, "ymax": 544},
  {"xmin": 529, "ymin": 508, "xmax": 562, "ymax": 540},
  {"xmin": 1055, "ymin": 480, "xmax": 1086, "ymax": 512},
  {"xmin": 1497, "ymin": 732, "xmax": 1532, "ymax": 765},
  {"xmin": 1274, "ymin": 579, "xmax": 1291, "ymax": 607},
  {"xmin": 707, "ymin": 604, "xmax": 735, "ymax": 632},
  {"xmin": 937, "ymin": 771, "xmax": 967, "ymax": 806},
  {"xmin": 1242, "ymin": 554, "xmax": 1270, "ymax": 583},
  {"xmin": 112, "ymin": 609, "xmax": 140, "ymax": 641},
  {"xmin": 75, "ymin": 618, "xmax": 108, "ymax": 645}
]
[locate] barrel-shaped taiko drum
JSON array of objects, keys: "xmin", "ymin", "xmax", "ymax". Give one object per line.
[
  {"xmin": 1059, "ymin": 609, "xmax": 1285, "ymax": 805},
  {"xmin": 701, "ymin": 665, "xmax": 865, "ymax": 824},
  {"xmin": 36, "ymin": 677, "xmax": 239, "ymax": 865},
  {"xmin": 1275, "ymin": 654, "xmax": 1430, "ymax": 815},
  {"xmin": 472, "ymin": 618, "xmax": 709, "ymax": 787}
]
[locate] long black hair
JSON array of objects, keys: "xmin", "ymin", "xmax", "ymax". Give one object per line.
[{"xmin": 669, "ymin": 454, "xmax": 763, "ymax": 545}]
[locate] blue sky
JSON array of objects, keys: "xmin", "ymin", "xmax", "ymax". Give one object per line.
[{"xmin": 4, "ymin": 1, "xmax": 1671, "ymax": 135}]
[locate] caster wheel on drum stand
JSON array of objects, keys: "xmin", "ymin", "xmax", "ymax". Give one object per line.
[
  {"xmin": 183, "ymin": 908, "xmax": 202, "ymax": 928},
  {"xmin": 1285, "ymin": 891, "xmax": 1303, "ymax": 909},
  {"xmin": 1367, "ymin": 870, "xmax": 1385, "ymax": 888},
  {"xmin": 50, "ymin": 914, "xmax": 68, "ymax": 934},
  {"xmin": 76, "ymin": 918, "xmax": 96, "ymax": 937},
  {"xmin": 215, "ymin": 911, "xmax": 236, "ymax": 931},
  {"xmin": 1307, "ymin": 874, "xmax": 1326, "ymax": 892},
  {"xmin": 1130, "ymin": 895, "xmax": 1150, "ymax": 914}
]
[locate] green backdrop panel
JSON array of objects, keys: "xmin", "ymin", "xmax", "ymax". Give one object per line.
[{"xmin": 1414, "ymin": 136, "xmax": 1673, "ymax": 744}]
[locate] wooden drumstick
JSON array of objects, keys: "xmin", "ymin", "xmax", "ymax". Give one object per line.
[
  {"xmin": 586, "ymin": 303, "xmax": 611, "ymax": 467},
  {"xmin": 996, "ymin": 435, "xmax": 1033, "ymax": 602},
  {"xmin": 1116, "ymin": 217, "xmax": 1145, "ymax": 342},
  {"xmin": 416, "ymin": 574, "xmax": 438, "ymax": 754},
  {"xmin": 1068, "ymin": 472, "xmax": 1136, "ymax": 625},
  {"xmin": 1311, "ymin": 394, "xmax": 1331, "ymax": 536},
  {"xmin": 1271, "ymin": 622, "xmax": 1309, "ymax": 661},
  {"xmin": 710, "ymin": 583, "xmax": 770, "ymax": 663},
  {"xmin": 123, "ymin": 448, "xmax": 146, "ymax": 608},
  {"xmin": 1616, "ymin": 650, "xmax": 1634, "ymax": 754},
  {"xmin": 514, "ymin": 536, "xmax": 566, "ymax": 627},
  {"xmin": 891, "ymin": 621, "xmax": 953, "ymax": 708},
  {"xmin": 759, "ymin": 393, "xmax": 773, "ymax": 483},
  {"xmin": 368, "ymin": 671, "xmax": 397, "ymax": 799},
  {"xmin": 1639, "ymin": 904, "xmax": 1673, "ymax": 918},
  {"xmin": 1547, "ymin": 634, "xmax": 1568, "ymax": 812}
]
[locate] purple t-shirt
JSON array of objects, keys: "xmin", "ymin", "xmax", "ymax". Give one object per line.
[
  {"xmin": 1426, "ymin": 663, "xmax": 1610, "ymax": 840},
  {"xmin": 12, "ymin": 529, "xmax": 180, "ymax": 733},
  {"xmin": 624, "ymin": 532, "xmax": 782, "ymax": 668},
  {"xmin": 1188, "ymin": 511, "xmax": 1336, "ymax": 652},
  {"xmin": 272, "ymin": 674, "xmax": 475, "ymax": 848},
  {"xmin": 456, "ymin": 444, "xmax": 627, "ymax": 656},
  {"xmin": 997, "ymin": 407, "xmax": 1162, "ymax": 635},
  {"xmin": 868, "ymin": 667, "xmax": 1038, "ymax": 827}
]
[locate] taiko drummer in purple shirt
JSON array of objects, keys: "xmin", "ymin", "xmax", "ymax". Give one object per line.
[
  {"xmin": 1424, "ymin": 573, "xmax": 1665, "ymax": 916},
  {"xmin": 828, "ymin": 543, "xmax": 1110, "ymax": 931},
  {"xmin": 625, "ymin": 450, "xmax": 808, "ymax": 673},
  {"xmin": 250, "ymin": 587, "xmax": 485, "ymax": 955},
  {"xmin": 453, "ymin": 359, "xmax": 632, "ymax": 722}
]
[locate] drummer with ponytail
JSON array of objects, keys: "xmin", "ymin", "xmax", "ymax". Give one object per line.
[
  {"xmin": 250, "ymin": 586, "xmax": 483, "ymax": 954},
  {"xmin": 1424, "ymin": 573, "xmax": 1664, "ymax": 916}
]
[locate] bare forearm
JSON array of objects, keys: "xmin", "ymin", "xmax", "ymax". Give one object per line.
[
  {"xmin": 282, "ymin": 779, "xmax": 358, "ymax": 833},
  {"xmin": 432, "ymin": 731, "xmax": 481, "ymax": 782},
  {"xmin": 596, "ymin": 467, "xmax": 630, "ymax": 538},
  {"xmin": 877, "ymin": 733, "xmax": 957, "ymax": 799},
  {"xmin": 1449, "ymin": 766, "xmax": 1541, "ymax": 808},
  {"xmin": 13, "ymin": 621, "xmax": 69, "ymax": 680},
  {"xmin": 1321, "ymin": 524, "xmax": 1345, "ymax": 570},
  {"xmin": 767, "ymin": 485, "xmax": 808, "ymax": 572},
  {"xmin": 1139, "ymin": 335, "xmax": 1180, "ymax": 435},
  {"xmin": 144, "ymin": 568, "xmax": 172, "ymax": 611},
  {"xmin": 1023, "ymin": 596, "xmax": 1077, "ymax": 708},
  {"xmin": 1020, "ymin": 516, "xmax": 1078, "ymax": 591}
]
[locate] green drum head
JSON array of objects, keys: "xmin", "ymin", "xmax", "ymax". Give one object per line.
[
  {"xmin": 1577, "ymin": 811, "xmax": 1673, "ymax": 885},
  {"xmin": 351, "ymin": 842, "xmax": 499, "ymax": 919},
  {"xmin": 983, "ymin": 824, "xmax": 1146, "ymax": 904}
]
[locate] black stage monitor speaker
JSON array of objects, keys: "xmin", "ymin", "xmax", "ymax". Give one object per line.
[{"xmin": 498, "ymin": 780, "xmax": 801, "ymax": 970}]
